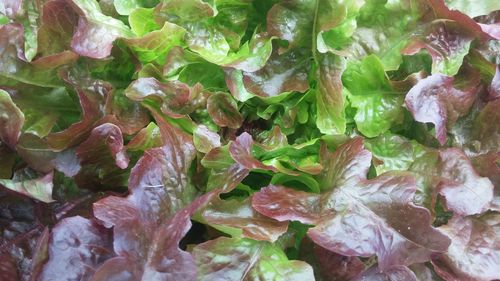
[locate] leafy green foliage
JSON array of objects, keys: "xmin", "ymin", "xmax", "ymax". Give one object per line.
[{"xmin": 0, "ymin": 0, "xmax": 499, "ymax": 280}]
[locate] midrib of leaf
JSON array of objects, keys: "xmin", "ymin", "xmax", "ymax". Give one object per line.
[{"xmin": 240, "ymin": 242, "xmax": 264, "ymax": 279}]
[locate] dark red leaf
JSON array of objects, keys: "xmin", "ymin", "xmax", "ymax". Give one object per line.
[
  {"xmin": 426, "ymin": 0, "xmax": 494, "ymax": 39},
  {"xmin": 405, "ymin": 74, "xmax": 479, "ymax": 145},
  {"xmin": 242, "ymin": 49, "xmax": 310, "ymax": 97},
  {"xmin": 253, "ymin": 138, "xmax": 451, "ymax": 271},
  {"xmin": 301, "ymin": 239, "xmax": 365, "ymax": 281},
  {"xmin": 207, "ymin": 92, "xmax": 243, "ymax": 129},
  {"xmin": 432, "ymin": 213, "xmax": 500, "ymax": 281},
  {"xmin": 353, "ymin": 264, "xmax": 417, "ymax": 281},
  {"xmin": 0, "ymin": 253, "xmax": 19, "ymax": 281},
  {"xmin": 47, "ymin": 78, "xmax": 110, "ymax": 151},
  {"xmin": 252, "ymin": 185, "xmax": 321, "ymax": 225},
  {"xmin": 38, "ymin": 216, "xmax": 114, "ymax": 281},
  {"xmin": 76, "ymin": 123, "xmax": 129, "ymax": 170},
  {"xmin": 92, "ymin": 115, "xmax": 214, "ymax": 279}
]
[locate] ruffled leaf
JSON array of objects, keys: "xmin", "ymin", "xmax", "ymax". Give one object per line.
[
  {"xmin": 432, "ymin": 213, "xmax": 500, "ymax": 281},
  {"xmin": 253, "ymin": 138, "xmax": 451, "ymax": 271},
  {"xmin": 192, "ymin": 237, "xmax": 315, "ymax": 281},
  {"xmin": 0, "ymin": 89, "xmax": 24, "ymax": 149},
  {"xmin": 69, "ymin": 0, "xmax": 133, "ymax": 58},
  {"xmin": 405, "ymin": 74, "xmax": 479, "ymax": 145},
  {"xmin": 39, "ymin": 216, "xmax": 114, "ymax": 281}
]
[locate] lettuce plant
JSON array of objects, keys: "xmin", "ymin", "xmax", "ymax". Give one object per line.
[{"xmin": 0, "ymin": 0, "xmax": 499, "ymax": 280}]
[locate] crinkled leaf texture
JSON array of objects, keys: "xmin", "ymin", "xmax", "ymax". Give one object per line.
[
  {"xmin": 0, "ymin": 89, "xmax": 24, "ymax": 149},
  {"xmin": 38, "ymin": 216, "xmax": 114, "ymax": 281},
  {"xmin": 202, "ymin": 132, "xmax": 278, "ymax": 192},
  {"xmin": 437, "ymin": 148, "xmax": 494, "ymax": 216},
  {"xmin": 69, "ymin": 0, "xmax": 133, "ymax": 58},
  {"xmin": 353, "ymin": 264, "xmax": 418, "ymax": 281},
  {"xmin": 342, "ymin": 55, "xmax": 405, "ymax": 137},
  {"xmin": 199, "ymin": 197, "xmax": 288, "ymax": 242},
  {"xmin": 402, "ymin": 21, "xmax": 473, "ymax": 76},
  {"xmin": 92, "ymin": 116, "xmax": 211, "ymax": 280},
  {"xmin": 432, "ymin": 213, "xmax": 500, "ymax": 281},
  {"xmin": 405, "ymin": 74, "xmax": 479, "ymax": 145},
  {"xmin": 253, "ymin": 138, "xmax": 451, "ymax": 271},
  {"xmin": 192, "ymin": 237, "xmax": 315, "ymax": 281}
]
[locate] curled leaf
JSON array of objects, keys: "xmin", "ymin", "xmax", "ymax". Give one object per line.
[
  {"xmin": 0, "ymin": 89, "xmax": 24, "ymax": 149},
  {"xmin": 405, "ymin": 74, "xmax": 479, "ymax": 145}
]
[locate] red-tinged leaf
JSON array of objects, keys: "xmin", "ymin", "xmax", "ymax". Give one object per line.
[
  {"xmin": 242, "ymin": 49, "xmax": 310, "ymax": 97},
  {"xmin": 472, "ymin": 98, "xmax": 500, "ymax": 153},
  {"xmin": 299, "ymin": 238, "xmax": 365, "ymax": 281},
  {"xmin": 52, "ymin": 148, "xmax": 81, "ymax": 177},
  {"xmin": 47, "ymin": 78, "xmax": 110, "ymax": 151},
  {"xmin": 37, "ymin": 0, "xmax": 78, "ymax": 56},
  {"xmin": 0, "ymin": 171, "xmax": 54, "ymax": 203},
  {"xmin": 104, "ymin": 89, "xmax": 150, "ymax": 135},
  {"xmin": 207, "ymin": 92, "xmax": 243, "ymax": 129},
  {"xmin": 252, "ymin": 185, "xmax": 321, "ymax": 225},
  {"xmin": 479, "ymin": 23, "xmax": 500, "ymax": 40},
  {"xmin": 92, "ymin": 116, "xmax": 213, "ymax": 279},
  {"xmin": 16, "ymin": 133, "xmax": 56, "ymax": 174},
  {"xmin": 200, "ymin": 197, "xmax": 288, "ymax": 242},
  {"xmin": 316, "ymin": 53, "xmax": 346, "ymax": 135},
  {"xmin": 253, "ymin": 138, "xmax": 451, "ymax": 271},
  {"xmin": 125, "ymin": 77, "xmax": 205, "ymax": 118},
  {"xmin": 353, "ymin": 265, "xmax": 418, "ymax": 281},
  {"xmin": 471, "ymin": 152, "xmax": 500, "ymax": 188},
  {"xmin": 193, "ymin": 125, "xmax": 221, "ymax": 154},
  {"xmin": 437, "ymin": 148, "xmax": 494, "ymax": 216},
  {"xmin": 409, "ymin": 263, "xmax": 440, "ymax": 281},
  {"xmin": 72, "ymin": 123, "xmax": 129, "ymax": 189},
  {"xmin": 0, "ymin": 23, "xmax": 78, "ymax": 87},
  {"xmin": 432, "ymin": 213, "xmax": 500, "ymax": 281},
  {"xmin": 126, "ymin": 122, "xmax": 163, "ymax": 152},
  {"xmin": 309, "ymin": 172, "xmax": 450, "ymax": 270},
  {"xmin": 426, "ymin": 0, "xmax": 493, "ymax": 40},
  {"xmin": 202, "ymin": 145, "xmax": 250, "ymax": 192},
  {"xmin": 1, "ymin": 0, "xmax": 22, "ymax": 18},
  {"xmin": 76, "ymin": 123, "xmax": 129, "ymax": 170},
  {"xmin": 266, "ymin": 0, "xmax": 344, "ymax": 50},
  {"xmin": 38, "ymin": 216, "xmax": 114, "ymax": 281},
  {"xmin": 405, "ymin": 74, "xmax": 479, "ymax": 145},
  {"xmin": 402, "ymin": 21, "xmax": 474, "ymax": 76},
  {"xmin": 0, "ymin": 89, "xmax": 24, "ymax": 149},
  {"xmin": 29, "ymin": 227, "xmax": 50, "ymax": 281},
  {"xmin": 68, "ymin": 0, "xmax": 133, "ymax": 58},
  {"xmin": 318, "ymin": 138, "xmax": 371, "ymax": 191},
  {"xmin": 0, "ymin": 253, "xmax": 19, "ymax": 281},
  {"xmin": 489, "ymin": 65, "xmax": 500, "ymax": 100},
  {"xmin": 229, "ymin": 132, "xmax": 278, "ymax": 172},
  {"xmin": 0, "ymin": 190, "xmax": 48, "ymax": 279},
  {"xmin": 192, "ymin": 237, "xmax": 315, "ymax": 281},
  {"xmin": 93, "ymin": 192, "xmax": 215, "ymax": 280}
]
